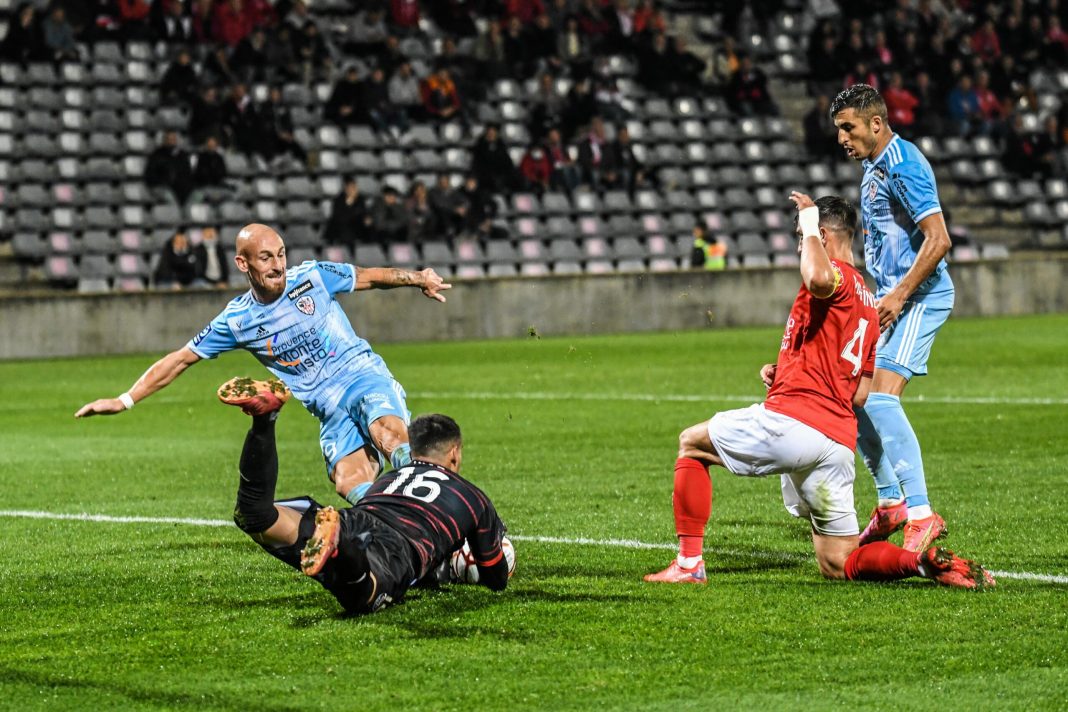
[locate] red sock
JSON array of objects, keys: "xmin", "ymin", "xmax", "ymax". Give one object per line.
[
  {"xmin": 844, "ymin": 541, "xmax": 921, "ymax": 581},
  {"xmin": 672, "ymin": 457, "xmax": 711, "ymax": 559}
]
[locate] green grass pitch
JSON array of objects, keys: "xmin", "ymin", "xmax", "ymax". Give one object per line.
[{"xmin": 1, "ymin": 314, "xmax": 1066, "ymax": 710}]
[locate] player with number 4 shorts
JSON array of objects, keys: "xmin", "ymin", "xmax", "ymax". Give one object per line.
[{"xmin": 644, "ymin": 193, "xmax": 994, "ymax": 590}]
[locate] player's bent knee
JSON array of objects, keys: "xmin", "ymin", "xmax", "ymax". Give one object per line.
[{"xmin": 233, "ymin": 501, "xmax": 279, "ymax": 535}]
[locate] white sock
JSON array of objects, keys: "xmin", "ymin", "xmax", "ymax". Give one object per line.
[
  {"xmin": 908, "ymin": 505, "xmax": 933, "ymax": 520},
  {"xmin": 878, "ymin": 497, "xmax": 905, "ymax": 508},
  {"xmin": 677, "ymin": 554, "xmax": 702, "ymax": 569}
]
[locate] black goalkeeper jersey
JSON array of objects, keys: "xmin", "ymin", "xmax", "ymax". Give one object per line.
[{"xmin": 357, "ymin": 460, "xmax": 506, "ymax": 579}]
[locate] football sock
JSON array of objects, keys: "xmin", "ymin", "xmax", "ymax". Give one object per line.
[
  {"xmin": 855, "ymin": 404, "xmax": 903, "ymax": 502},
  {"xmin": 844, "ymin": 541, "xmax": 920, "ymax": 581},
  {"xmin": 907, "ymin": 504, "xmax": 933, "ymax": 520},
  {"xmin": 673, "ymin": 457, "xmax": 711, "ymax": 560},
  {"xmin": 390, "ymin": 443, "xmax": 412, "ymax": 470},
  {"xmin": 344, "ymin": 482, "xmax": 372, "ymax": 505},
  {"xmin": 865, "ymin": 393, "xmax": 930, "ymax": 509},
  {"xmin": 234, "ymin": 414, "xmax": 280, "ymax": 534}
]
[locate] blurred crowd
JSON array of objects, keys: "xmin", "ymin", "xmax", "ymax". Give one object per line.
[{"xmin": 802, "ymin": 0, "xmax": 1068, "ymax": 179}]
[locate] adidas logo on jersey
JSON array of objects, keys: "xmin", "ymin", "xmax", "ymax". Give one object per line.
[{"xmin": 255, "ymin": 325, "xmax": 269, "ymax": 339}]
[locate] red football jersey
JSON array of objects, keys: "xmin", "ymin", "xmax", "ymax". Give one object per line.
[{"xmin": 764, "ymin": 260, "xmax": 879, "ymax": 449}]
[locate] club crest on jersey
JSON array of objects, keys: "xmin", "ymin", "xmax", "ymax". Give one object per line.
[
  {"xmin": 295, "ymin": 295, "xmax": 315, "ymax": 316},
  {"xmin": 868, "ymin": 180, "xmax": 878, "ymax": 201}
]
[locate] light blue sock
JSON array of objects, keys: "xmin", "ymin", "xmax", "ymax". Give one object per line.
[
  {"xmin": 390, "ymin": 443, "xmax": 411, "ymax": 470},
  {"xmin": 855, "ymin": 404, "xmax": 902, "ymax": 501},
  {"xmin": 344, "ymin": 482, "xmax": 372, "ymax": 505},
  {"xmin": 864, "ymin": 393, "xmax": 929, "ymax": 508}
]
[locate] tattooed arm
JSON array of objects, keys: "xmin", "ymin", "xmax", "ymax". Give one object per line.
[{"xmin": 354, "ymin": 267, "xmax": 452, "ymax": 302}]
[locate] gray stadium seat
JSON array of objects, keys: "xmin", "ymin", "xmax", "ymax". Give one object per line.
[{"xmin": 354, "ymin": 244, "xmax": 388, "ymax": 266}]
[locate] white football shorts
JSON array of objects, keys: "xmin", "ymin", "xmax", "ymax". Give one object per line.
[{"xmin": 707, "ymin": 403, "xmax": 859, "ymax": 537}]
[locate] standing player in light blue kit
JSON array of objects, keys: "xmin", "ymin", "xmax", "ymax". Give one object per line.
[
  {"xmin": 75, "ymin": 224, "xmax": 451, "ymax": 504},
  {"xmin": 830, "ymin": 84, "xmax": 953, "ymax": 551}
]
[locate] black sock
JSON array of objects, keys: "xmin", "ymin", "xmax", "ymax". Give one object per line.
[{"xmin": 234, "ymin": 414, "xmax": 280, "ymax": 534}]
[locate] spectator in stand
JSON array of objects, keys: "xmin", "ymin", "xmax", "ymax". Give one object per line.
[
  {"xmin": 472, "ymin": 124, "xmax": 518, "ymax": 196},
  {"xmin": 1, "ymin": 3, "xmax": 44, "ymax": 63},
  {"xmin": 882, "ymin": 72, "xmax": 919, "ymax": 136},
  {"xmin": 191, "ymin": 135, "xmax": 231, "ymax": 198},
  {"xmin": 592, "ymin": 63, "xmax": 630, "ymax": 123},
  {"xmin": 947, "ymin": 74, "xmax": 981, "ymax": 137},
  {"xmin": 389, "ymin": 0, "xmax": 421, "ymax": 35},
  {"xmin": 154, "ymin": 231, "xmax": 199, "ymax": 289},
  {"xmin": 690, "ymin": 222, "xmax": 727, "ymax": 271},
  {"xmin": 561, "ymin": 77, "xmax": 598, "ymax": 141},
  {"xmin": 974, "ymin": 70, "xmax": 1004, "ymax": 137},
  {"xmin": 429, "ymin": 175, "xmax": 469, "ymax": 238},
  {"xmin": 502, "ymin": 16, "xmax": 533, "ymax": 79},
  {"xmin": 144, "ymin": 131, "xmax": 194, "ymax": 205},
  {"xmin": 547, "ymin": 0, "xmax": 575, "ymax": 32},
  {"xmin": 388, "ymin": 61, "xmax": 424, "ymax": 122},
  {"xmin": 1047, "ymin": 16, "xmax": 1068, "ymax": 64},
  {"xmin": 118, "ymin": 0, "xmax": 153, "ymax": 40},
  {"xmin": 41, "ymin": 5, "xmax": 78, "ymax": 62},
  {"xmin": 602, "ymin": 124, "xmax": 646, "ymax": 195},
  {"xmin": 632, "ymin": 0, "xmax": 666, "ymax": 38},
  {"xmin": 894, "ymin": 31, "xmax": 923, "ymax": 80},
  {"xmin": 971, "ymin": 19, "xmax": 1002, "ymax": 63},
  {"xmin": 376, "ymin": 35, "xmax": 408, "ymax": 76},
  {"xmin": 803, "ymin": 94, "xmax": 838, "ymax": 161},
  {"xmin": 461, "ymin": 175, "xmax": 496, "ymax": 232},
  {"xmin": 421, "ymin": 67, "xmax": 463, "ymax": 124},
  {"xmin": 430, "ymin": 0, "xmax": 479, "ymax": 38},
  {"xmin": 475, "ymin": 20, "xmax": 508, "ymax": 81},
  {"xmin": 194, "ymin": 226, "xmax": 229, "ymax": 288},
  {"xmin": 439, "ymin": 37, "xmax": 482, "ymax": 102},
  {"xmin": 153, "ymin": 0, "xmax": 195, "ymax": 44},
  {"xmin": 545, "ymin": 128, "xmax": 581, "ymax": 194},
  {"xmin": 191, "ymin": 0, "xmax": 215, "ymax": 43},
  {"xmin": 557, "ymin": 16, "xmax": 589, "ymax": 73},
  {"xmin": 213, "ymin": 0, "xmax": 254, "ymax": 48},
  {"xmin": 503, "ymin": 0, "xmax": 546, "ymax": 25},
  {"xmin": 266, "ymin": 22, "xmax": 300, "ymax": 81},
  {"xmin": 911, "ymin": 71, "xmax": 944, "ymax": 138},
  {"xmin": 843, "ymin": 61, "xmax": 878, "ymax": 92},
  {"xmin": 189, "ymin": 85, "xmax": 226, "ymax": 146},
  {"xmin": 160, "ymin": 47, "xmax": 199, "ymax": 106},
  {"xmin": 1003, "ymin": 113, "xmax": 1043, "ymax": 177},
  {"xmin": 231, "ymin": 27, "xmax": 270, "ymax": 84},
  {"xmin": 284, "ymin": 0, "xmax": 312, "ymax": 30},
  {"xmin": 529, "ymin": 13, "xmax": 562, "ymax": 75},
  {"xmin": 870, "ymin": 30, "xmax": 894, "ymax": 74},
  {"xmin": 727, "ymin": 55, "xmax": 778, "ymax": 117},
  {"xmin": 348, "ymin": 7, "xmax": 388, "ymax": 54},
  {"xmin": 202, "ymin": 42, "xmax": 238, "ymax": 87},
  {"xmin": 607, "ymin": 0, "xmax": 636, "ymax": 53},
  {"xmin": 223, "ymin": 83, "xmax": 260, "ymax": 155},
  {"xmin": 806, "ymin": 33, "xmax": 841, "ymax": 98},
  {"xmin": 323, "ymin": 176, "xmax": 372, "ymax": 249},
  {"xmin": 519, "ymin": 143, "xmax": 553, "ymax": 195},
  {"xmin": 836, "ymin": 31, "xmax": 868, "ymax": 76},
  {"xmin": 370, "ymin": 186, "xmax": 408, "ymax": 244},
  {"xmin": 326, "ymin": 66, "xmax": 366, "ymax": 127},
  {"xmin": 577, "ymin": 0, "xmax": 612, "ymax": 42},
  {"xmin": 294, "ymin": 20, "xmax": 333, "ymax": 83},
  {"xmin": 531, "ymin": 73, "xmax": 566, "ymax": 141},
  {"xmin": 1034, "ymin": 115, "xmax": 1064, "ymax": 177},
  {"xmin": 637, "ymin": 32, "xmax": 672, "ymax": 92},
  {"xmin": 669, "ymin": 37, "xmax": 707, "ymax": 97},
  {"xmin": 406, "ymin": 181, "xmax": 439, "ymax": 243},
  {"xmin": 713, "ymin": 36, "xmax": 742, "ymax": 90},
  {"xmin": 258, "ymin": 87, "xmax": 307, "ymax": 165},
  {"xmin": 577, "ymin": 116, "xmax": 609, "ymax": 189},
  {"xmin": 364, "ymin": 66, "xmax": 409, "ymax": 140},
  {"xmin": 1000, "ymin": 12, "xmax": 1027, "ymax": 60}
]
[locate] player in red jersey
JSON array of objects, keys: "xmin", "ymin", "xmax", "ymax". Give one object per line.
[{"xmin": 644, "ymin": 193, "xmax": 995, "ymax": 589}]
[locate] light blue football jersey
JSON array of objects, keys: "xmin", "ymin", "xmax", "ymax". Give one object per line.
[
  {"xmin": 187, "ymin": 261, "xmax": 380, "ymax": 420},
  {"xmin": 859, "ymin": 134, "xmax": 953, "ymax": 305}
]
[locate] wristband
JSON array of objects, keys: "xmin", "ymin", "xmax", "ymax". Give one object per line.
[
  {"xmin": 798, "ymin": 206, "xmax": 821, "ymax": 239},
  {"xmin": 118, "ymin": 392, "xmax": 135, "ymax": 410}
]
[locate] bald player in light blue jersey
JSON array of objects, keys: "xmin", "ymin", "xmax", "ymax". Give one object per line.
[
  {"xmin": 76, "ymin": 224, "xmax": 451, "ymax": 503},
  {"xmin": 831, "ymin": 84, "xmax": 952, "ymax": 552}
]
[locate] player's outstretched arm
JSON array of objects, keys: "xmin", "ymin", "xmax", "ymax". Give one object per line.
[
  {"xmin": 74, "ymin": 346, "xmax": 201, "ymax": 418},
  {"xmin": 874, "ymin": 212, "xmax": 951, "ymax": 330},
  {"xmin": 354, "ymin": 266, "xmax": 453, "ymax": 302},
  {"xmin": 789, "ymin": 191, "xmax": 837, "ymax": 298}
]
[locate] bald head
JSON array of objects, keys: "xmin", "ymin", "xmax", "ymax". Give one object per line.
[
  {"xmin": 236, "ymin": 223, "xmax": 284, "ymax": 258},
  {"xmin": 234, "ymin": 224, "xmax": 287, "ymax": 302}
]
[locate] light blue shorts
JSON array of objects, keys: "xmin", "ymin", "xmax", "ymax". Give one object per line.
[
  {"xmin": 318, "ymin": 365, "xmax": 410, "ymax": 476},
  {"xmin": 875, "ymin": 299, "xmax": 952, "ymax": 380}
]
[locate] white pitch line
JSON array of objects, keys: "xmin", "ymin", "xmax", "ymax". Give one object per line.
[
  {"xmin": 2, "ymin": 509, "xmax": 1065, "ymax": 584},
  {"xmin": 414, "ymin": 391, "xmax": 1068, "ymax": 406}
]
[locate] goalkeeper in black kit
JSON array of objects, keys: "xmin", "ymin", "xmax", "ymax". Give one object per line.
[{"xmin": 218, "ymin": 376, "xmax": 514, "ymax": 614}]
